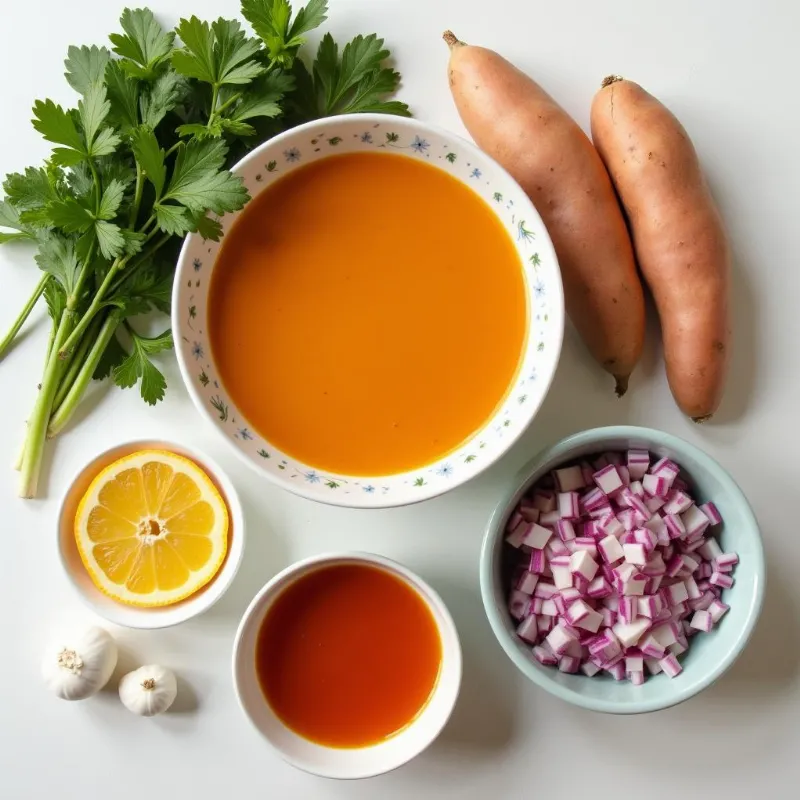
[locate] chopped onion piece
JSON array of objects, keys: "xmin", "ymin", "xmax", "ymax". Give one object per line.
[
  {"xmin": 708, "ymin": 599, "xmax": 730, "ymax": 622},
  {"xmin": 517, "ymin": 615, "xmax": 539, "ymax": 643},
  {"xmin": 523, "ymin": 523, "xmax": 553, "ymax": 550},
  {"xmin": 533, "ymin": 646, "xmax": 558, "ymax": 666},
  {"xmin": 689, "ymin": 610, "xmax": 713, "ymax": 633},
  {"xmin": 555, "ymin": 465, "xmax": 585, "ymax": 492},
  {"xmin": 710, "ymin": 571, "xmax": 734, "ymax": 589},
  {"xmin": 659, "ymin": 653, "xmax": 683, "ymax": 678}
]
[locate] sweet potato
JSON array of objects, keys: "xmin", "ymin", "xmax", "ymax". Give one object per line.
[
  {"xmin": 444, "ymin": 32, "xmax": 645, "ymax": 396},
  {"xmin": 590, "ymin": 77, "xmax": 730, "ymax": 421}
]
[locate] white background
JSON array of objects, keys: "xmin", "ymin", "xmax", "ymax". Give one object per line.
[{"xmin": 1, "ymin": 0, "xmax": 798, "ymax": 797}]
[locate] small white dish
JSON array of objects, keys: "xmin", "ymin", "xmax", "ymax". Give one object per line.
[
  {"xmin": 232, "ymin": 552, "xmax": 462, "ymax": 779},
  {"xmin": 173, "ymin": 112, "xmax": 564, "ymax": 509},
  {"xmin": 57, "ymin": 439, "xmax": 245, "ymax": 629}
]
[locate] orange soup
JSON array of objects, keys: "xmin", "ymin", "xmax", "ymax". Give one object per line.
[
  {"xmin": 209, "ymin": 151, "xmax": 527, "ymax": 475},
  {"xmin": 255, "ymin": 563, "xmax": 442, "ymax": 748}
]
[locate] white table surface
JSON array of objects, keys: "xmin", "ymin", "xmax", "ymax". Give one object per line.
[{"xmin": 1, "ymin": 0, "xmax": 797, "ymax": 797}]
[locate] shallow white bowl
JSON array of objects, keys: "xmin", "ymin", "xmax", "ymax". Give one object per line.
[
  {"xmin": 232, "ymin": 552, "xmax": 462, "ymax": 779},
  {"xmin": 57, "ymin": 439, "xmax": 245, "ymax": 629},
  {"xmin": 173, "ymin": 113, "xmax": 564, "ymax": 508}
]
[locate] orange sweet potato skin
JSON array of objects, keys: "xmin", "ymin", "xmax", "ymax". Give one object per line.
[
  {"xmin": 446, "ymin": 41, "xmax": 645, "ymax": 394},
  {"xmin": 590, "ymin": 79, "xmax": 730, "ymax": 420}
]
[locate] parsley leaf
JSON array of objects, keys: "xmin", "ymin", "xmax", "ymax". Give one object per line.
[
  {"xmin": 230, "ymin": 70, "xmax": 293, "ymax": 121},
  {"xmin": 191, "ymin": 211, "xmax": 223, "ymax": 241},
  {"xmin": 44, "ymin": 279, "xmax": 67, "ymax": 322},
  {"xmin": 294, "ymin": 33, "xmax": 410, "ymax": 119},
  {"xmin": 130, "ymin": 125, "xmax": 166, "ymax": 196},
  {"xmin": 121, "ymin": 262, "xmax": 174, "ymax": 314},
  {"xmin": 110, "ymin": 8, "xmax": 175, "ymax": 81},
  {"xmin": 154, "ymin": 202, "xmax": 192, "ymax": 236},
  {"xmin": 162, "ymin": 138, "xmax": 248, "ymax": 214},
  {"xmin": 0, "ymin": 201, "xmax": 36, "ymax": 243},
  {"xmin": 34, "ymin": 234, "xmax": 81, "ymax": 293},
  {"xmin": 47, "ymin": 197, "xmax": 95, "ymax": 232},
  {"xmin": 242, "ymin": 0, "xmax": 328, "ymax": 67},
  {"xmin": 78, "ymin": 84, "xmax": 121, "ymax": 156},
  {"xmin": 173, "ymin": 17, "xmax": 265, "ymax": 88},
  {"xmin": 139, "ymin": 69, "xmax": 187, "ymax": 129},
  {"xmin": 113, "ymin": 325, "xmax": 173, "ymax": 404},
  {"xmin": 31, "ymin": 99, "xmax": 87, "ymax": 166},
  {"xmin": 105, "ymin": 60, "xmax": 141, "ymax": 133},
  {"xmin": 3, "ymin": 167, "xmax": 61, "ymax": 210},
  {"xmin": 97, "ymin": 179, "xmax": 126, "ymax": 220},
  {"xmin": 94, "ymin": 220, "xmax": 125, "ymax": 259},
  {"xmin": 65, "ymin": 45, "xmax": 111, "ymax": 95}
]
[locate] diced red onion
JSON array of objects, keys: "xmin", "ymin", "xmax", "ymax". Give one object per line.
[
  {"xmin": 516, "ymin": 570, "xmax": 540, "ymax": 594},
  {"xmin": 708, "ymin": 599, "xmax": 729, "ymax": 622},
  {"xmin": 509, "ymin": 590, "xmax": 531, "ymax": 619},
  {"xmin": 689, "ymin": 610, "xmax": 713, "ymax": 633},
  {"xmin": 710, "ymin": 571, "xmax": 734, "ymax": 589},
  {"xmin": 642, "ymin": 473, "xmax": 670, "ymax": 498},
  {"xmin": 517, "ymin": 615, "xmax": 540, "ymax": 643},
  {"xmin": 594, "ymin": 464, "xmax": 624, "ymax": 495},
  {"xmin": 663, "ymin": 490, "xmax": 693, "ymax": 515},
  {"xmin": 580, "ymin": 661, "xmax": 601, "ymax": 676},
  {"xmin": 623, "ymin": 543, "xmax": 647, "ymax": 566},
  {"xmin": 507, "ymin": 448, "xmax": 737, "ymax": 685},
  {"xmin": 533, "ymin": 490, "xmax": 556, "ymax": 512},
  {"xmin": 699, "ymin": 502, "xmax": 722, "ymax": 526},
  {"xmin": 555, "ymin": 465, "xmax": 585, "ymax": 492},
  {"xmin": 533, "ymin": 645, "xmax": 558, "ymax": 666},
  {"xmin": 523, "ymin": 523, "xmax": 553, "ymax": 550},
  {"xmin": 529, "ymin": 549, "xmax": 547, "ymax": 574},
  {"xmin": 556, "ymin": 519, "xmax": 576, "ymax": 542},
  {"xmin": 627, "ymin": 449, "xmax": 650, "ymax": 480},
  {"xmin": 659, "ymin": 653, "xmax": 683, "ymax": 678},
  {"xmin": 645, "ymin": 658, "xmax": 662, "ymax": 675},
  {"xmin": 714, "ymin": 553, "xmax": 739, "ymax": 569},
  {"xmin": 540, "ymin": 509, "xmax": 561, "ymax": 526}
]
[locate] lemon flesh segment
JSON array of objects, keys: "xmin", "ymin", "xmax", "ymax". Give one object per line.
[{"xmin": 74, "ymin": 450, "xmax": 229, "ymax": 607}]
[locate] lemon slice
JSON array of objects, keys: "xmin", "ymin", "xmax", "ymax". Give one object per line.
[{"xmin": 75, "ymin": 450, "xmax": 229, "ymax": 607}]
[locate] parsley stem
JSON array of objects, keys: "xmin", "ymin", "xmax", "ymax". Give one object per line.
[
  {"xmin": 213, "ymin": 91, "xmax": 242, "ymax": 117},
  {"xmin": 18, "ymin": 309, "xmax": 75, "ymax": 497},
  {"xmin": 165, "ymin": 141, "xmax": 183, "ymax": 159},
  {"xmin": 49, "ymin": 311, "xmax": 120, "ymax": 438},
  {"xmin": 209, "ymin": 85, "xmax": 220, "ymax": 124},
  {"xmin": 52, "ymin": 315, "xmax": 102, "ymax": 411},
  {"xmin": 129, "ymin": 163, "xmax": 144, "ymax": 228},
  {"xmin": 67, "ymin": 242, "xmax": 97, "ymax": 313},
  {"xmin": 57, "ymin": 256, "xmax": 127, "ymax": 359},
  {"xmin": 89, "ymin": 160, "xmax": 102, "ymax": 215},
  {"xmin": 0, "ymin": 274, "xmax": 50, "ymax": 360}
]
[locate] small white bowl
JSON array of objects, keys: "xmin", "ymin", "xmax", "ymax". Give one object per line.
[
  {"xmin": 232, "ymin": 552, "xmax": 462, "ymax": 779},
  {"xmin": 57, "ymin": 439, "xmax": 245, "ymax": 629},
  {"xmin": 173, "ymin": 113, "xmax": 564, "ymax": 509}
]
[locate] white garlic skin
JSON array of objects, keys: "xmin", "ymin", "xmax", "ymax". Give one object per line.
[
  {"xmin": 42, "ymin": 627, "xmax": 118, "ymax": 701},
  {"xmin": 119, "ymin": 665, "xmax": 177, "ymax": 716}
]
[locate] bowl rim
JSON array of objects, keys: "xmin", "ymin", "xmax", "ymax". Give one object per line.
[
  {"xmin": 231, "ymin": 550, "xmax": 463, "ymax": 778},
  {"xmin": 479, "ymin": 424, "xmax": 766, "ymax": 714},
  {"xmin": 172, "ymin": 112, "xmax": 565, "ymax": 510},
  {"xmin": 56, "ymin": 438, "xmax": 246, "ymax": 630}
]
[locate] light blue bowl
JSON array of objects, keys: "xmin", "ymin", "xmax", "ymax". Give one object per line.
[{"xmin": 480, "ymin": 426, "xmax": 765, "ymax": 714}]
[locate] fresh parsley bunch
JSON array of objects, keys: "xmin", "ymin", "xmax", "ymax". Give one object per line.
[{"xmin": 0, "ymin": 1, "xmax": 409, "ymax": 498}]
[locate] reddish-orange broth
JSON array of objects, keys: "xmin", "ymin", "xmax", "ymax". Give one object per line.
[
  {"xmin": 255, "ymin": 563, "xmax": 442, "ymax": 748},
  {"xmin": 208, "ymin": 151, "xmax": 527, "ymax": 475}
]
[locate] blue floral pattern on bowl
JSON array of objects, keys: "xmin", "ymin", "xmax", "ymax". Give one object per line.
[{"xmin": 173, "ymin": 114, "xmax": 564, "ymax": 508}]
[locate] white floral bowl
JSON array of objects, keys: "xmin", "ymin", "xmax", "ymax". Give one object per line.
[{"xmin": 173, "ymin": 114, "xmax": 564, "ymax": 508}]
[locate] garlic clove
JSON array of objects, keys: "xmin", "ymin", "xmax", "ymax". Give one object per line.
[
  {"xmin": 119, "ymin": 665, "xmax": 177, "ymax": 716},
  {"xmin": 42, "ymin": 626, "xmax": 118, "ymax": 701}
]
